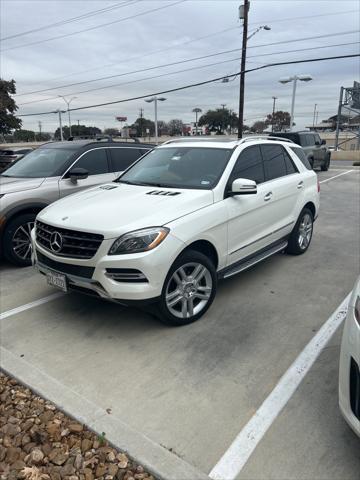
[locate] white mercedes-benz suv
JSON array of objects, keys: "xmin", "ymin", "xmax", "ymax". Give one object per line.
[{"xmin": 32, "ymin": 137, "xmax": 320, "ymax": 326}]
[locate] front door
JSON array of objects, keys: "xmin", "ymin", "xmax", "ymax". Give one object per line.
[{"xmin": 59, "ymin": 147, "xmax": 116, "ymax": 198}]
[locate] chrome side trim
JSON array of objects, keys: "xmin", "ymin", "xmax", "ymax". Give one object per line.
[
  {"xmin": 230, "ymin": 221, "xmax": 294, "ymax": 256},
  {"xmin": 224, "ymin": 241, "xmax": 288, "ymax": 279}
]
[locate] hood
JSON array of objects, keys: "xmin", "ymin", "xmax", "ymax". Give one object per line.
[
  {"xmin": 0, "ymin": 176, "xmax": 45, "ymax": 194},
  {"xmin": 38, "ymin": 183, "xmax": 214, "ymax": 239}
]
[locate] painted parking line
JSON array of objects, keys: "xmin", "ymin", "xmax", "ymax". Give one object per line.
[
  {"xmin": 209, "ymin": 293, "xmax": 351, "ymax": 480},
  {"xmin": 0, "ymin": 292, "xmax": 64, "ymax": 321},
  {"xmin": 319, "ymin": 170, "xmax": 354, "ymax": 184}
]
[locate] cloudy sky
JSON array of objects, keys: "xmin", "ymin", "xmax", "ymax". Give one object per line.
[{"xmin": 1, "ymin": 0, "xmax": 359, "ymax": 133}]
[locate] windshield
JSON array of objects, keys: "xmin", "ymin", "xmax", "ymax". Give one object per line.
[
  {"xmin": 1, "ymin": 147, "xmax": 78, "ymax": 178},
  {"xmin": 118, "ymin": 146, "xmax": 233, "ymax": 189}
]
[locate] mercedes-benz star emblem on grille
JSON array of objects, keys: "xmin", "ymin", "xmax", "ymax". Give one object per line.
[{"xmin": 50, "ymin": 231, "xmax": 63, "ymax": 253}]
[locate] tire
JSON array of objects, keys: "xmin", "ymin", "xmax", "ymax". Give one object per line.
[
  {"xmin": 309, "ymin": 157, "xmax": 314, "ymax": 169},
  {"xmin": 156, "ymin": 249, "xmax": 217, "ymax": 326},
  {"xmin": 3, "ymin": 213, "xmax": 36, "ymax": 267},
  {"xmin": 286, "ymin": 208, "xmax": 314, "ymax": 256},
  {"xmin": 321, "ymin": 154, "xmax": 330, "ymax": 171}
]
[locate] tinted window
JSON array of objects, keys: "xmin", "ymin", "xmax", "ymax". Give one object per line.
[
  {"xmin": 270, "ymin": 133, "xmax": 300, "ymax": 145},
  {"xmin": 118, "ymin": 147, "xmax": 233, "ymax": 190},
  {"xmin": 283, "ymin": 149, "xmax": 298, "ymax": 174},
  {"xmin": 110, "ymin": 148, "xmax": 148, "ymax": 172},
  {"xmin": 290, "ymin": 147, "xmax": 312, "ymax": 170},
  {"xmin": 231, "ymin": 145, "xmax": 264, "ymax": 184},
  {"xmin": 261, "ymin": 144, "xmax": 288, "ymax": 181},
  {"xmin": 1, "ymin": 147, "xmax": 78, "ymax": 178},
  {"xmin": 74, "ymin": 148, "xmax": 109, "ymax": 175}
]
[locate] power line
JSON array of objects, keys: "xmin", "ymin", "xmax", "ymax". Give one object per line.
[
  {"xmin": 249, "ymin": 9, "xmax": 359, "ymax": 26},
  {"xmin": 17, "ymin": 41, "xmax": 359, "ymax": 106},
  {"xmin": 26, "ymin": 8, "xmax": 358, "ymax": 86},
  {"xmin": 15, "ymin": 30, "xmax": 359, "ymax": 97},
  {"xmin": 0, "ymin": 0, "xmax": 139, "ymax": 41},
  {"xmin": 17, "ymin": 54, "xmax": 359, "ymax": 117},
  {"xmin": 1, "ymin": 0, "xmax": 186, "ymax": 52}
]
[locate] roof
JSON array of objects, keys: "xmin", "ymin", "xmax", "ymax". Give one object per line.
[
  {"xmin": 39, "ymin": 140, "xmax": 154, "ymax": 149},
  {"xmin": 159, "ymin": 136, "xmax": 295, "ymax": 149}
]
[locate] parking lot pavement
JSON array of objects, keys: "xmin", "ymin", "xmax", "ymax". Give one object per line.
[{"xmin": 1, "ymin": 168, "xmax": 359, "ymax": 479}]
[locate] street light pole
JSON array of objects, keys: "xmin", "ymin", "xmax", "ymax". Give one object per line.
[
  {"xmin": 145, "ymin": 96, "xmax": 166, "ymax": 144},
  {"xmin": 271, "ymin": 96, "xmax": 277, "ymax": 132},
  {"xmin": 56, "ymin": 110, "xmax": 64, "ymax": 141},
  {"xmin": 58, "ymin": 96, "xmax": 77, "ymax": 137},
  {"xmin": 279, "ymin": 74, "xmax": 313, "ymax": 131},
  {"xmin": 238, "ymin": 0, "xmax": 249, "ymax": 139}
]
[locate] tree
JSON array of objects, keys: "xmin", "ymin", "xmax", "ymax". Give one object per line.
[
  {"xmin": 198, "ymin": 108, "xmax": 237, "ymax": 134},
  {"xmin": 35, "ymin": 132, "xmax": 51, "ymax": 141},
  {"xmin": 104, "ymin": 128, "xmax": 120, "ymax": 136},
  {"xmin": 0, "ymin": 79, "xmax": 22, "ymax": 136},
  {"xmin": 250, "ymin": 121, "xmax": 267, "ymax": 133},
  {"xmin": 265, "ymin": 110, "xmax": 291, "ymax": 132},
  {"xmin": 130, "ymin": 117, "xmax": 155, "ymax": 137},
  {"xmin": 13, "ymin": 129, "xmax": 36, "ymax": 142},
  {"xmin": 168, "ymin": 119, "xmax": 184, "ymax": 136},
  {"xmin": 157, "ymin": 120, "xmax": 169, "ymax": 136},
  {"xmin": 54, "ymin": 124, "xmax": 101, "ymax": 140}
]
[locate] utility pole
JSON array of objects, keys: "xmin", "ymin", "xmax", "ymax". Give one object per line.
[
  {"xmin": 56, "ymin": 110, "xmax": 64, "ymax": 141},
  {"xmin": 139, "ymin": 108, "xmax": 144, "ymax": 137},
  {"xmin": 221, "ymin": 103, "xmax": 227, "ymax": 134},
  {"xmin": 238, "ymin": 0, "xmax": 249, "ymax": 139},
  {"xmin": 77, "ymin": 120, "xmax": 80, "ymax": 136},
  {"xmin": 38, "ymin": 121, "xmax": 42, "ymax": 138},
  {"xmin": 271, "ymin": 97, "xmax": 277, "ymax": 132},
  {"xmin": 312, "ymin": 103, "xmax": 317, "ymax": 128}
]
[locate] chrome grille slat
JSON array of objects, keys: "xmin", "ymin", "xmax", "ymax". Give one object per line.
[{"xmin": 35, "ymin": 220, "xmax": 103, "ymax": 259}]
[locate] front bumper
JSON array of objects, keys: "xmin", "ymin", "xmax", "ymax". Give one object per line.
[
  {"xmin": 32, "ymin": 230, "xmax": 186, "ymax": 303},
  {"xmin": 339, "ymin": 305, "xmax": 360, "ymax": 437}
]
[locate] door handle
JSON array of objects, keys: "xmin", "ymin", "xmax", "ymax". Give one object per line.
[
  {"xmin": 297, "ymin": 181, "xmax": 304, "ymax": 189},
  {"xmin": 264, "ymin": 192, "xmax": 273, "ymax": 202}
]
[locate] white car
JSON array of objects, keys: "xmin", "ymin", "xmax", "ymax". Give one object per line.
[
  {"xmin": 32, "ymin": 137, "xmax": 320, "ymax": 326},
  {"xmin": 339, "ymin": 276, "xmax": 360, "ymax": 436}
]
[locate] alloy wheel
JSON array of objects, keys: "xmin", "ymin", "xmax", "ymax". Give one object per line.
[
  {"xmin": 12, "ymin": 221, "xmax": 34, "ymax": 261},
  {"xmin": 165, "ymin": 262, "xmax": 213, "ymax": 319},
  {"xmin": 297, "ymin": 213, "xmax": 313, "ymax": 250}
]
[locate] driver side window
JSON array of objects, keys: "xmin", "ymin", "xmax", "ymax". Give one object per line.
[
  {"xmin": 229, "ymin": 145, "xmax": 265, "ymax": 185},
  {"xmin": 73, "ymin": 149, "xmax": 109, "ymax": 176}
]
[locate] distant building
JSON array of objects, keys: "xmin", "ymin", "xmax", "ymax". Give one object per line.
[{"xmin": 307, "ymin": 114, "xmax": 360, "ymax": 132}]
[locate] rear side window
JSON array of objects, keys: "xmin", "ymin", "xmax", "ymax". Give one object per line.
[
  {"xmin": 261, "ymin": 144, "xmax": 288, "ymax": 181},
  {"xmin": 290, "ymin": 147, "xmax": 312, "ymax": 170},
  {"xmin": 230, "ymin": 145, "xmax": 265, "ymax": 184},
  {"xmin": 110, "ymin": 148, "xmax": 148, "ymax": 172},
  {"xmin": 74, "ymin": 148, "xmax": 109, "ymax": 175}
]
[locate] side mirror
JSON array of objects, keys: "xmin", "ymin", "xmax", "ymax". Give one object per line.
[
  {"xmin": 321, "ymin": 139, "xmax": 326, "ymax": 145},
  {"xmin": 229, "ymin": 178, "xmax": 257, "ymax": 196},
  {"xmin": 69, "ymin": 167, "xmax": 89, "ymax": 183}
]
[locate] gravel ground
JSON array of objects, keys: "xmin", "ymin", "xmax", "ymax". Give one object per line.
[{"xmin": 0, "ymin": 373, "xmax": 155, "ymax": 480}]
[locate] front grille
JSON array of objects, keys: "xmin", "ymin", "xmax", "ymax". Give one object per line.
[
  {"xmin": 36, "ymin": 220, "xmax": 103, "ymax": 259},
  {"xmin": 36, "ymin": 250, "xmax": 95, "ymax": 279},
  {"xmin": 350, "ymin": 357, "xmax": 360, "ymax": 421}
]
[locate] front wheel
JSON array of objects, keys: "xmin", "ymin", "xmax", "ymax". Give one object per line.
[
  {"xmin": 156, "ymin": 250, "xmax": 217, "ymax": 326},
  {"xmin": 3, "ymin": 214, "xmax": 36, "ymax": 266},
  {"xmin": 286, "ymin": 208, "xmax": 314, "ymax": 255},
  {"xmin": 321, "ymin": 155, "xmax": 330, "ymax": 171}
]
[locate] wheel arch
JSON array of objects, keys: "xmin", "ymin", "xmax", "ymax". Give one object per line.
[
  {"xmin": 303, "ymin": 201, "xmax": 316, "ymax": 219},
  {"xmin": 1, "ymin": 203, "xmax": 48, "ymax": 237},
  {"xmin": 180, "ymin": 239, "xmax": 219, "ymax": 269}
]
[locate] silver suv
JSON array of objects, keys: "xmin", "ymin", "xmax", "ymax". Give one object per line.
[
  {"xmin": 0, "ymin": 140, "xmax": 152, "ymax": 266},
  {"xmin": 269, "ymin": 131, "xmax": 331, "ymax": 171}
]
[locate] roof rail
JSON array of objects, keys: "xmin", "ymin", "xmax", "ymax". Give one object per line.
[
  {"xmin": 238, "ymin": 135, "xmax": 295, "ymax": 144},
  {"xmin": 162, "ymin": 137, "xmax": 235, "ymax": 145}
]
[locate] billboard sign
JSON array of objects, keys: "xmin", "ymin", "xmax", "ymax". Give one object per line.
[{"xmin": 115, "ymin": 116, "xmax": 127, "ymax": 122}]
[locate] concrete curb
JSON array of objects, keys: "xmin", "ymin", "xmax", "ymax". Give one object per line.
[{"xmin": 0, "ymin": 347, "xmax": 209, "ymax": 480}]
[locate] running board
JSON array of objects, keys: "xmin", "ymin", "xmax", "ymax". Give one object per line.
[{"xmin": 220, "ymin": 240, "xmax": 288, "ymax": 280}]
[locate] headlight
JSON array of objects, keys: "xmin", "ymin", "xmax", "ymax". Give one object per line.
[{"xmin": 109, "ymin": 227, "xmax": 170, "ymax": 255}]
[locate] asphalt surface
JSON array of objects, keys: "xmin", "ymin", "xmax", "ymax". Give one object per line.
[{"xmin": 1, "ymin": 167, "xmax": 359, "ymax": 479}]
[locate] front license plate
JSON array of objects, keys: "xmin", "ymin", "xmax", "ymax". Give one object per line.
[{"xmin": 46, "ymin": 271, "xmax": 68, "ymax": 292}]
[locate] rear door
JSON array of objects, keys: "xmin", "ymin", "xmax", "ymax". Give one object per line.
[
  {"xmin": 260, "ymin": 143, "xmax": 302, "ymax": 242},
  {"xmin": 109, "ymin": 147, "xmax": 150, "ymax": 177},
  {"xmin": 58, "ymin": 147, "xmax": 115, "ymax": 197}
]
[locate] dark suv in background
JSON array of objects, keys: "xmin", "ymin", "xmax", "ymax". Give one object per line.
[
  {"xmin": 269, "ymin": 131, "xmax": 331, "ymax": 171},
  {"xmin": 0, "ymin": 139, "xmax": 153, "ymax": 266}
]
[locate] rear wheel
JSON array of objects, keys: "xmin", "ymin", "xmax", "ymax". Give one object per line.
[
  {"xmin": 156, "ymin": 250, "xmax": 217, "ymax": 326},
  {"xmin": 286, "ymin": 208, "xmax": 314, "ymax": 255},
  {"xmin": 3, "ymin": 213, "xmax": 36, "ymax": 266},
  {"xmin": 321, "ymin": 154, "xmax": 330, "ymax": 171}
]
